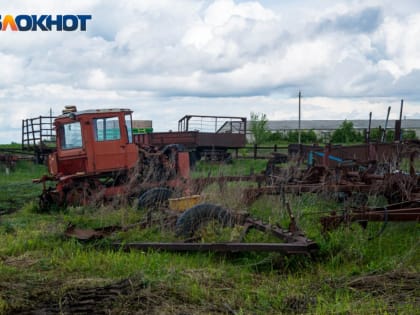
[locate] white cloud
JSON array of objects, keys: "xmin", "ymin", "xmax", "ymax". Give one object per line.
[
  {"xmin": 204, "ymin": 0, "xmax": 275, "ymax": 26},
  {"xmin": 0, "ymin": 0, "xmax": 420, "ymax": 143},
  {"xmin": 376, "ymin": 14, "xmax": 420, "ymax": 78},
  {"xmin": 86, "ymin": 69, "xmax": 111, "ymax": 89},
  {"xmin": 0, "ymin": 53, "xmax": 25, "ymax": 85}
]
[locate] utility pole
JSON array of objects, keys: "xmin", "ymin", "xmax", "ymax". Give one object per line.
[
  {"xmin": 298, "ymin": 91, "xmax": 301, "ymax": 145},
  {"xmin": 399, "ymin": 99, "xmax": 404, "ymax": 141}
]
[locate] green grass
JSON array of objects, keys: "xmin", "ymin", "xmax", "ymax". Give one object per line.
[
  {"xmin": 0, "ymin": 161, "xmax": 46, "ymax": 212},
  {"xmin": 0, "ymin": 143, "xmax": 22, "ymax": 149},
  {"xmin": 0, "ymin": 161, "xmax": 418, "ymax": 314},
  {"xmin": 193, "ymin": 158, "xmax": 268, "ymax": 177}
]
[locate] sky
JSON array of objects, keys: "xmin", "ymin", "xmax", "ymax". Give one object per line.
[{"xmin": 1, "ymin": 0, "xmax": 420, "ymax": 143}]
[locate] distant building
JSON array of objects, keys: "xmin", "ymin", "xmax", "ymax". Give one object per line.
[{"xmin": 265, "ymin": 119, "xmax": 420, "ymax": 140}]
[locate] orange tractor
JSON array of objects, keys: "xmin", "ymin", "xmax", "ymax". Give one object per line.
[{"xmin": 35, "ymin": 107, "xmax": 191, "ymax": 209}]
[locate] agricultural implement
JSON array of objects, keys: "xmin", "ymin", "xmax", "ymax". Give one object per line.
[
  {"xmin": 248, "ymin": 140, "xmax": 420, "ymax": 231},
  {"xmin": 244, "ymin": 140, "xmax": 420, "ymax": 206},
  {"xmin": 65, "ymin": 203, "xmax": 318, "ymax": 255},
  {"xmin": 320, "ymin": 199, "xmax": 420, "ymax": 231},
  {"xmin": 0, "ymin": 148, "xmax": 36, "ymax": 170},
  {"xmin": 0, "ymin": 152, "xmax": 18, "ymax": 170}
]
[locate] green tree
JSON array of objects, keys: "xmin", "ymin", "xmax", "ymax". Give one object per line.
[
  {"xmin": 301, "ymin": 130, "xmax": 318, "ymax": 143},
  {"xmin": 331, "ymin": 120, "xmax": 363, "ymax": 143},
  {"xmin": 249, "ymin": 112, "xmax": 269, "ymax": 145},
  {"xmin": 284, "ymin": 130, "xmax": 318, "ymax": 143}
]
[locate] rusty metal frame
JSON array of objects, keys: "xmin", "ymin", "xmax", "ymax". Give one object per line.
[
  {"xmin": 320, "ymin": 200, "xmax": 420, "ymax": 231},
  {"xmin": 111, "ymin": 242, "xmax": 317, "ymax": 255},
  {"xmin": 64, "ymin": 208, "xmax": 318, "ymax": 256}
]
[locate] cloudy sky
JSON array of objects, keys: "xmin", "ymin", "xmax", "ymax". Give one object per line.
[{"xmin": 1, "ymin": 0, "xmax": 420, "ymax": 143}]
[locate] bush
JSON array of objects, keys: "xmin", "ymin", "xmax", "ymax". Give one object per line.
[
  {"xmin": 266, "ymin": 131, "xmax": 284, "ymax": 143},
  {"xmin": 403, "ymin": 129, "xmax": 417, "ymax": 140},
  {"xmin": 283, "ymin": 130, "xmax": 319, "ymax": 143},
  {"xmin": 368, "ymin": 128, "xmax": 417, "ymax": 142}
]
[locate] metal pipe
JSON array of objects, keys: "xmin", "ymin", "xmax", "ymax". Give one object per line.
[
  {"xmin": 382, "ymin": 106, "xmax": 391, "ymax": 143},
  {"xmin": 399, "ymin": 99, "xmax": 404, "ymax": 121}
]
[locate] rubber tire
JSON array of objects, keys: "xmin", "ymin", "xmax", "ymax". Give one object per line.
[
  {"xmin": 138, "ymin": 187, "xmax": 173, "ymax": 209},
  {"xmin": 175, "ymin": 203, "xmax": 233, "ymax": 238}
]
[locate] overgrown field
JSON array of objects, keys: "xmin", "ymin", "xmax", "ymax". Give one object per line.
[{"xmin": 0, "ymin": 161, "xmax": 418, "ymax": 314}]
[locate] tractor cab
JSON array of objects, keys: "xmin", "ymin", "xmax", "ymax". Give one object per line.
[{"xmin": 49, "ymin": 107, "xmax": 139, "ymax": 177}]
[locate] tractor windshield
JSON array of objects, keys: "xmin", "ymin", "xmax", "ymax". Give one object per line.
[{"xmin": 60, "ymin": 122, "xmax": 83, "ymax": 149}]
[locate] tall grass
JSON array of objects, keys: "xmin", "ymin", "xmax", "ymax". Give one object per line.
[{"xmin": 0, "ymin": 160, "xmax": 418, "ymax": 314}]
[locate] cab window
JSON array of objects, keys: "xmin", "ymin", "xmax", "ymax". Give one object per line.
[
  {"xmin": 125, "ymin": 114, "xmax": 133, "ymax": 143},
  {"xmin": 60, "ymin": 122, "xmax": 82, "ymax": 149},
  {"xmin": 94, "ymin": 117, "xmax": 121, "ymax": 141}
]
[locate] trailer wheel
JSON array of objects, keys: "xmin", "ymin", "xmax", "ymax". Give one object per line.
[
  {"xmin": 175, "ymin": 203, "xmax": 233, "ymax": 238},
  {"xmin": 138, "ymin": 187, "xmax": 173, "ymax": 209}
]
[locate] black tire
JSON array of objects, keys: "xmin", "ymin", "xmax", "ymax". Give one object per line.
[
  {"xmin": 189, "ymin": 150, "xmax": 201, "ymax": 168},
  {"xmin": 175, "ymin": 203, "xmax": 233, "ymax": 238},
  {"xmin": 162, "ymin": 143, "xmax": 186, "ymax": 154},
  {"xmin": 138, "ymin": 187, "xmax": 173, "ymax": 209}
]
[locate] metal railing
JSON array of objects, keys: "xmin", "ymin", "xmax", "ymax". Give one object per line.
[{"xmin": 21, "ymin": 115, "xmax": 56, "ymax": 150}]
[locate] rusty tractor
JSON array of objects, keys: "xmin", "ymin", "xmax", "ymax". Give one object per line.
[{"xmin": 33, "ymin": 107, "xmax": 195, "ymax": 209}]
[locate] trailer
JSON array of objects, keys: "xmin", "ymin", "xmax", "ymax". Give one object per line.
[
  {"xmin": 134, "ymin": 115, "xmax": 247, "ymax": 161},
  {"xmin": 21, "ymin": 113, "xmax": 57, "ymax": 163}
]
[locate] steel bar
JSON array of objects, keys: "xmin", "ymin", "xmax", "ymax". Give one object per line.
[
  {"xmin": 321, "ymin": 206, "xmax": 420, "ymax": 230},
  {"xmin": 382, "ymin": 106, "xmax": 391, "ymax": 143},
  {"xmin": 244, "ymin": 184, "xmax": 382, "ymax": 195},
  {"xmin": 112, "ymin": 241, "xmax": 319, "ymax": 255}
]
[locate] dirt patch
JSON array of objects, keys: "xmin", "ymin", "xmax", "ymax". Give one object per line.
[
  {"xmin": 319, "ymin": 270, "xmax": 420, "ymax": 313},
  {"xmin": 346, "ymin": 271, "xmax": 420, "ymax": 305},
  {"xmin": 2, "ymin": 253, "xmax": 39, "ymax": 268},
  {"xmin": 2, "ymin": 276, "xmax": 229, "ymax": 315}
]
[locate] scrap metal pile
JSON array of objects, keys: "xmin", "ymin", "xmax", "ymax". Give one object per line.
[
  {"xmin": 28, "ymin": 106, "xmax": 419, "ymax": 258},
  {"xmin": 244, "ymin": 140, "xmax": 420, "ymax": 230},
  {"xmin": 30, "ymin": 107, "xmax": 317, "ymax": 256}
]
